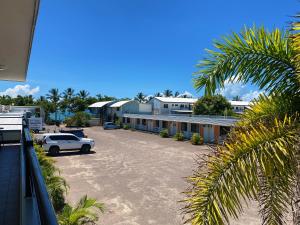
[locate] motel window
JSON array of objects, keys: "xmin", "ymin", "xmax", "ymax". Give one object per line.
[
  {"xmin": 142, "ymin": 119, "xmax": 146, "ymax": 126},
  {"xmin": 191, "ymin": 124, "xmax": 198, "ymax": 133},
  {"xmin": 116, "ymin": 107, "xmax": 120, "ymax": 111},
  {"xmin": 127, "ymin": 118, "xmax": 130, "ymax": 123},
  {"xmin": 175, "ymin": 104, "xmax": 178, "ymax": 106},
  {"xmin": 180, "ymin": 104, "xmax": 184, "ymax": 108},
  {"xmin": 123, "ymin": 117, "xmax": 126, "ymax": 123},
  {"xmin": 137, "ymin": 119, "xmax": 140, "ymax": 124},
  {"xmin": 181, "ymin": 122, "xmax": 187, "ymax": 132},
  {"xmin": 155, "ymin": 120, "xmax": 160, "ymax": 127},
  {"xmin": 163, "ymin": 104, "xmax": 168, "ymax": 108},
  {"xmin": 162, "ymin": 121, "xmax": 168, "ymax": 128}
]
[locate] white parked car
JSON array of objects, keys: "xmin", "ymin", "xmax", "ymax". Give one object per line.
[{"xmin": 42, "ymin": 133, "xmax": 95, "ymax": 155}]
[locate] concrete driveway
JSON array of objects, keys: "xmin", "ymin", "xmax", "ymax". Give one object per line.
[{"xmin": 54, "ymin": 127, "xmax": 263, "ymax": 225}]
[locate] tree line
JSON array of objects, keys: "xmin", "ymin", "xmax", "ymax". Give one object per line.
[{"xmin": 0, "ymin": 88, "xmax": 117, "ymax": 122}]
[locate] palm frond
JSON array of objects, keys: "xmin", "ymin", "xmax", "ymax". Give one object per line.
[
  {"xmin": 194, "ymin": 26, "xmax": 298, "ymax": 96},
  {"xmin": 258, "ymin": 167, "xmax": 294, "ymax": 225},
  {"xmin": 183, "ymin": 115, "xmax": 299, "ymax": 225},
  {"xmin": 290, "ymin": 15, "xmax": 300, "ymax": 93}
]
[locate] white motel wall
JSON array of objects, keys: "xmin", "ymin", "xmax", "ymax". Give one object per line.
[{"xmin": 122, "ymin": 114, "xmax": 238, "ymax": 143}]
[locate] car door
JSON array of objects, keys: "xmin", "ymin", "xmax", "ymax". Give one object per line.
[
  {"xmin": 55, "ymin": 135, "xmax": 69, "ymax": 150},
  {"xmin": 66, "ymin": 135, "xmax": 81, "ymax": 149}
]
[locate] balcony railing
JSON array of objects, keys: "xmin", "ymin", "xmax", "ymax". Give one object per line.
[{"xmin": 21, "ymin": 127, "xmax": 58, "ymax": 225}]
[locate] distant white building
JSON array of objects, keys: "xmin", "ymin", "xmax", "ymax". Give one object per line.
[
  {"xmin": 229, "ymin": 101, "xmax": 250, "ymax": 113},
  {"xmin": 148, "ymin": 97, "xmax": 198, "ymax": 115},
  {"xmin": 109, "ymin": 100, "xmax": 152, "ymax": 121},
  {"xmin": 177, "ymin": 91, "xmax": 194, "ymax": 98}
]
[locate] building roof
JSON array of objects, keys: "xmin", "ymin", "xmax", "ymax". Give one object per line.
[
  {"xmin": 0, "ymin": 0, "xmax": 40, "ymax": 81},
  {"xmin": 88, "ymin": 101, "xmax": 113, "ymax": 108},
  {"xmin": 229, "ymin": 101, "xmax": 250, "ymax": 106},
  {"xmin": 110, "ymin": 100, "xmax": 132, "ymax": 108},
  {"xmin": 123, "ymin": 113, "xmax": 238, "ymax": 127},
  {"xmin": 154, "ymin": 97, "xmax": 198, "ymax": 104}
]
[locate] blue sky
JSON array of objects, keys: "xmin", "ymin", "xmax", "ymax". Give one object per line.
[{"xmin": 0, "ymin": 0, "xmax": 298, "ymax": 100}]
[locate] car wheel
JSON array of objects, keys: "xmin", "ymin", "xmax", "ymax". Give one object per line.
[
  {"xmin": 81, "ymin": 144, "xmax": 91, "ymax": 153},
  {"xmin": 49, "ymin": 146, "xmax": 59, "ymax": 156}
]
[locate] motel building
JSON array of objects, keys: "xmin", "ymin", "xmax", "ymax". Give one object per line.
[
  {"xmin": 148, "ymin": 97, "xmax": 198, "ymax": 115},
  {"xmin": 122, "ymin": 114, "xmax": 238, "ymax": 143}
]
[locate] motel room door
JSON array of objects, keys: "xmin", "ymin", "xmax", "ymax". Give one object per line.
[
  {"xmin": 203, "ymin": 125, "xmax": 214, "ymax": 143},
  {"xmin": 170, "ymin": 122, "xmax": 176, "ymax": 136}
]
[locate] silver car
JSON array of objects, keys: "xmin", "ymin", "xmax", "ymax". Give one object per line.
[{"xmin": 103, "ymin": 122, "xmax": 120, "ymax": 130}]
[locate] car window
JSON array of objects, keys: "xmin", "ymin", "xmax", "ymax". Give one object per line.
[
  {"xmin": 49, "ymin": 135, "xmax": 65, "ymax": 140},
  {"xmin": 68, "ymin": 135, "xmax": 79, "ymax": 141},
  {"xmin": 73, "ymin": 131, "xmax": 84, "ymax": 138}
]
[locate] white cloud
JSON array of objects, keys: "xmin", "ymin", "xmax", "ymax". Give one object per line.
[
  {"xmin": 0, "ymin": 84, "xmax": 40, "ymax": 97},
  {"xmin": 241, "ymin": 90, "xmax": 263, "ymax": 101},
  {"xmin": 218, "ymin": 79, "xmax": 262, "ymax": 101}
]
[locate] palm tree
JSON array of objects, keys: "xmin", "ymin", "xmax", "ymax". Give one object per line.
[
  {"xmin": 232, "ymin": 95, "xmax": 242, "ymax": 101},
  {"xmin": 61, "ymin": 88, "xmax": 75, "ymax": 113},
  {"xmin": 78, "ymin": 90, "xmax": 89, "ymax": 100},
  {"xmin": 163, "ymin": 89, "xmax": 173, "ymax": 97},
  {"xmin": 134, "ymin": 92, "xmax": 146, "ymax": 103},
  {"xmin": 154, "ymin": 92, "xmax": 162, "ymax": 97},
  {"xmin": 96, "ymin": 94, "xmax": 103, "ymax": 101},
  {"xmin": 46, "ymin": 88, "xmax": 60, "ymax": 121},
  {"xmin": 174, "ymin": 91, "xmax": 180, "ymax": 97},
  {"xmin": 58, "ymin": 195, "xmax": 104, "ymax": 225},
  {"xmin": 63, "ymin": 88, "xmax": 75, "ymax": 100},
  {"xmin": 183, "ymin": 26, "xmax": 300, "ymax": 225}
]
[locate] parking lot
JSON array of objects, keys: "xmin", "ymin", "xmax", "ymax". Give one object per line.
[{"xmin": 55, "ymin": 127, "xmax": 262, "ymax": 225}]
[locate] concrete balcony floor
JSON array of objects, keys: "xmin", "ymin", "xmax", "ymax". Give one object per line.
[{"xmin": 0, "ymin": 145, "xmax": 20, "ymax": 225}]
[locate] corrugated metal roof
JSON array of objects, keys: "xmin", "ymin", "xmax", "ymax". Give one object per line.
[
  {"xmin": 88, "ymin": 101, "xmax": 113, "ymax": 108},
  {"xmin": 230, "ymin": 101, "xmax": 249, "ymax": 106},
  {"xmin": 123, "ymin": 113, "xmax": 238, "ymax": 127},
  {"xmin": 110, "ymin": 100, "xmax": 132, "ymax": 108},
  {"xmin": 154, "ymin": 97, "xmax": 197, "ymax": 103}
]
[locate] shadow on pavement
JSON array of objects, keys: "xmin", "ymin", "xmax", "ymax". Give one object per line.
[{"xmin": 48, "ymin": 151, "xmax": 96, "ymax": 157}]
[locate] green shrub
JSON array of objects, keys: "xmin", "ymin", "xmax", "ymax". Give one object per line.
[
  {"xmin": 160, "ymin": 129, "xmax": 169, "ymax": 138},
  {"xmin": 64, "ymin": 112, "xmax": 91, "ymax": 127},
  {"xmin": 123, "ymin": 124, "xmax": 130, "ymax": 130},
  {"xmin": 115, "ymin": 118, "xmax": 123, "ymax": 128},
  {"xmin": 174, "ymin": 132, "xmax": 184, "ymax": 141},
  {"xmin": 191, "ymin": 133, "xmax": 203, "ymax": 145},
  {"xmin": 34, "ymin": 143, "xmax": 68, "ymax": 212}
]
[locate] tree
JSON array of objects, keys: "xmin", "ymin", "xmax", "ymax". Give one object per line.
[
  {"xmin": 154, "ymin": 92, "xmax": 162, "ymax": 97},
  {"xmin": 232, "ymin": 95, "xmax": 242, "ymax": 101},
  {"xmin": 63, "ymin": 88, "xmax": 75, "ymax": 100},
  {"xmin": 61, "ymin": 88, "xmax": 75, "ymax": 113},
  {"xmin": 46, "ymin": 88, "xmax": 60, "ymax": 121},
  {"xmin": 134, "ymin": 92, "xmax": 146, "ymax": 103},
  {"xmin": 58, "ymin": 195, "xmax": 104, "ymax": 225},
  {"xmin": 193, "ymin": 95, "xmax": 233, "ymax": 116},
  {"xmin": 183, "ymin": 26, "xmax": 300, "ymax": 225},
  {"xmin": 163, "ymin": 89, "xmax": 173, "ymax": 97},
  {"xmin": 78, "ymin": 90, "xmax": 89, "ymax": 100},
  {"xmin": 174, "ymin": 91, "xmax": 180, "ymax": 97},
  {"xmin": 0, "ymin": 95, "xmax": 13, "ymax": 105}
]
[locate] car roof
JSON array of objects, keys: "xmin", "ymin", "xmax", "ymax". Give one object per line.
[{"xmin": 43, "ymin": 133, "xmax": 75, "ymax": 136}]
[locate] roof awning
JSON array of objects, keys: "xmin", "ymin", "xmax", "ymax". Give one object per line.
[
  {"xmin": 110, "ymin": 100, "xmax": 131, "ymax": 108},
  {"xmin": 88, "ymin": 101, "xmax": 113, "ymax": 108},
  {"xmin": 0, "ymin": 0, "xmax": 40, "ymax": 81},
  {"xmin": 123, "ymin": 113, "xmax": 239, "ymax": 127}
]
